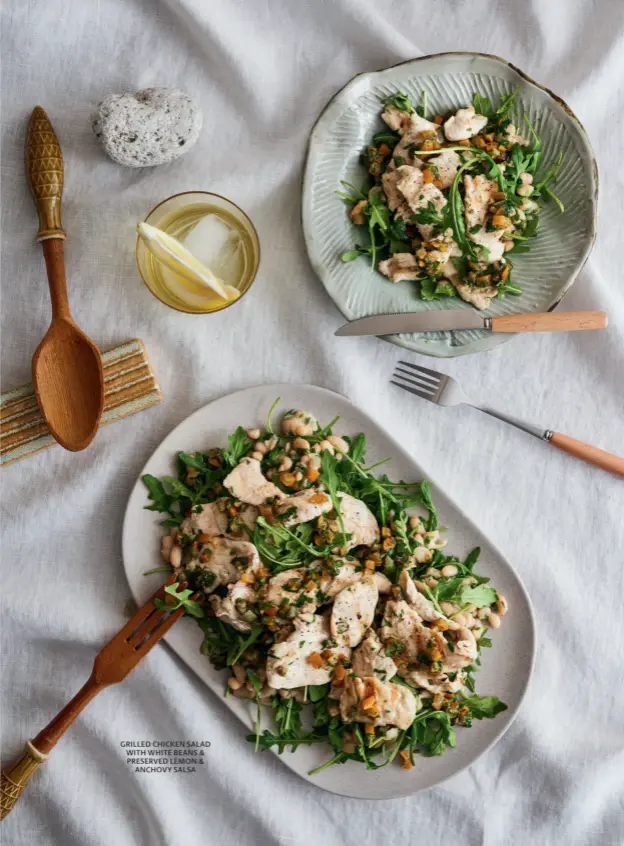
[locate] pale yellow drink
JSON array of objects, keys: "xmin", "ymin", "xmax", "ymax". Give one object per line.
[{"xmin": 136, "ymin": 192, "xmax": 260, "ymax": 313}]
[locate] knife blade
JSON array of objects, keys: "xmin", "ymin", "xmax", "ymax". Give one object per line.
[
  {"xmin": 335, "ymin": 310, "xmax": 484, "ymax": 336},
  {"xmin": 335, "ymin": 310, "xmax": 608, "ymax": 337}
]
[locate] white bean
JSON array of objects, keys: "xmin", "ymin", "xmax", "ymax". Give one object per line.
[
  {"xmin": 170, "ymin": 545, "xmax": 182, "ymax": 569},
  {"xmin": 250, "ymin": 451, "xmax": 264, "ymax": 461},
  {"xmin": 278, "ymin": 456, "xmax": 293, "ymax": 472},
  {"xmin": 495, "ymin": 596, "xmax": 508, "ymax": 616},
  {"xmin": 292, "ymin": 437, "xmax": 310, "ymax": 451},
  {"xmin": 227, "ymin": 677, "xmax": 241, "ymax": 690},
  {"xmin": 412, "ymin": 547, "xmax": 432, "ymax": 564},
  {"xmin": 308, "ymin": 454, "xmax": 321, "ymax": 471},
  {"xmin": 319, "ymin": 440, "xmax": 335, "ymax": 454},
  {"xmin": 409, "ymin": 515, "xmax": 423, "ymax": 530},
  {"xmin": 487, "ymin": 612, "xmax": 501, "ymax": 629},
  {"xmin": 253, "ymin": 441, "xmax": 268, "ymax": 455},
  {"xmin": 246, "ymin": 428, "xmax": 261, "ymax": 440},
  {"xmin": 161, "ymin": 535, "xmax": 173, "ymax": 563},
  {"xmin": 327, "ymin": 435, "xmax": 349, "ymax": 453},
  {"xmin": 266, "ymin": 436, "xmax": 278, "ymax": 450},
  {"xmin": 441, "ymin": 564, "xmax": 458, "ymax": 578},
  {"xmin": 440, "ymin": 601, "xmax": 458, "ymax": 616},
  {"xmin": 454, "ymin": 612, "xmax": 469, "ymax": 626}
]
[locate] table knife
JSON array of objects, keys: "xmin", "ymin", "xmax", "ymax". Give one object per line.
[{"xmin": 335, "ymin": 310, "xmax": 608, "ymax": 337}]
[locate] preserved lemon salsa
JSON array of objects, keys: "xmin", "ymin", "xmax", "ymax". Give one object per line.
[{"xmin": 136, "ymin": 192, "xmax": 259, "ymax": 313}]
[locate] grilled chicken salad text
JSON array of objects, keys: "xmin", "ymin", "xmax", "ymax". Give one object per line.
[
  {"xmin": 339, "ymin": 89, "xmax": 564, "ymax": 310},
  {"xmin": 143, "ymin": 402, "xmax": 508, "ymax": 774}
]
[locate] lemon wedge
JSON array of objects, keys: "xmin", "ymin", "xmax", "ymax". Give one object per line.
[{"xmin": 137, "ymin": 222, "xmax": 235, "ymax": 301}]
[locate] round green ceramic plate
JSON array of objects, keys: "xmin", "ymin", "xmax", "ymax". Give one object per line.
[{"xmin": 302, "ymin": 52, "xmax": 598, "ymax": 357}]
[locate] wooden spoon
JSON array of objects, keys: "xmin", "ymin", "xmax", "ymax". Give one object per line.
[{"xmin": 25, "ymin": 106, "xmax": 104, "ymax": 451}]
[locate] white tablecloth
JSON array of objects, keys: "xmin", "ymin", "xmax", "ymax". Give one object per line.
[{"xmin": 2, "ymin": 1, "xmax": 623, "ymax": 844}]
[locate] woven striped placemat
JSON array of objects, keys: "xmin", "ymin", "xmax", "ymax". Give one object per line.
[{"xmin": 1, "ymin": 339, "xmax": 163, "ymax": 466}]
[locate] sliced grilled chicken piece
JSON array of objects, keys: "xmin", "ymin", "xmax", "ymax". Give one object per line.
[
  {"xmin": 266, "ymin": 614, "xmax": 350, "ymax": 689},
  {"xmin": 223, "ymin": 457, "xmax": 284, "ymax": 506},
  {"xmin": 331, "ymin": 576, "xmax": 378, "ymax": 647},
  {"xmin": 339, "ymin": 675, "xmax": 417, "ymax": 730},
  {"xmin": 352, "ymin": 630, "xmax": 397, "ymax": 682}
]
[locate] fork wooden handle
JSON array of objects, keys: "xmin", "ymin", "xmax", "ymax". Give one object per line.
[
  {"xmin": 490, "ymin": 311, "xmax": 608, "ymax": 333},
  {"xmin": 547, "ymin": 432, "xmax": 624, "ymax": 477}
]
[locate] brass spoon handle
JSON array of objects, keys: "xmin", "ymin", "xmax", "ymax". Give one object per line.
[
  {"xmin": 0, "ymin": 742, "xmax": 49, "ymax": 821},
  {"xmin": 24, "ymin": 106, "xmax": 66, "ymax": 242}
]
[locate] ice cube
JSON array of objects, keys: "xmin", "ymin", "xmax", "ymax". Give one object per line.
[{"xmin": 181, "ymin": 214, "xmax": 241, "ymax": 278}]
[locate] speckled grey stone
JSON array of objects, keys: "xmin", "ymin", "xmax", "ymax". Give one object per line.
[{"xmin": 91, "ymin": 88, "xmax": 202, "ymax": 167}]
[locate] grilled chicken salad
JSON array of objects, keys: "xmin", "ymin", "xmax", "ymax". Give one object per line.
[
  {"xmin": 339, "ymin": 89, "xmax": 564, "ymax": 310},
  {"xmin": 143, "ymin": 402, "xmax": 508, "ymax": 774}
]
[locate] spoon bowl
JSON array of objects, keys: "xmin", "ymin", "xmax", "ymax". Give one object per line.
[{"xmin": 33, "ymin": 316, "xmax": 103, "ymax": 451}]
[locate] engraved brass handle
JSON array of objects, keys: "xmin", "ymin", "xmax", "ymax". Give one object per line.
[
  {"xmin": 0, "ymin": 741, "xmax": 49, "ymax": 820},
  {"xmin": 24, "ymin": 106, "xmax": 66, "ymax": 242}
]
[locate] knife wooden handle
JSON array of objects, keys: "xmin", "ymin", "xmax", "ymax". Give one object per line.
[
  {"xmin": 548, "ymin": 432, "xmax": 624, "ymax": 477},
  {"xmin": 490, "ymin": 311, "xmax": 607, "ymax": 333}
]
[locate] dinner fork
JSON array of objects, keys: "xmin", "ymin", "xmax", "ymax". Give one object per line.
[
  {"xmin": 0, "ymin": 575, "xmax": 193, "ymax": 820},
  {"xmin": 392, "ymin": 361, "xmax": 624, "ymax": 477}
]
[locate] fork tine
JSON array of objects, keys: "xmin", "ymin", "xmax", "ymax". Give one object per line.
[
  {"xmin": 397, "ymin": 360, "xmax": 445, "ymax": 382},
  {"xmin": 115, "ymin": 574, "xmax": 177, "ymax": 643},
  {"xmin": 390, "ymin": 380, "xmax": 437, "ymax": 403},
  {"xmin": 132, "ymin": 605, "xmax": 186, "ymax": 659},
  {"xmin": 126, "ymin": 606, "xmax": 168, "ymax": 646},
  {"xmin": 394, "ymin": 368, "xmax": 438, "ymax": 393}
]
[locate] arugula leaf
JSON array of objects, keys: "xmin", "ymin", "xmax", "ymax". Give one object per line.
[
  {"xmin": 154, "ymin": 583, "xmax": 204, "ymax": 618},
  {"xmin": 459, "ymin": 584, "xmax": 498, "ymax": 607},
  {"xmin": 347, "ymin": 433, "xmax": 367, "ymax": 465},
  {"xmin": 419, "ymin": 479, "xmax": 438, "ymax": 531},
  {"xmin": 463, "ymin": 547, "xmax": 481, "ymax": 571},
  {"xmin": 494, "ymin": 88, "xmax": 519, "ymax": 123},
  {"xmin": 162, "ymin": 476, "xmax": 194, "ymax": 500},
  {"xmin": 142, "ymin": 474, "xmax": 173, "ymax": 513},
  {"xmin": 382, "ymin": 91, "xmax": 414, "ymax": 113},
  {"xmin": 249, "ymin": 730, "xmax": 327, "ymax": 753},
  {"xmin": 319, "ymin": 449, "xmax": 349, "ymax": 546},
  {"xmin": 222, "ymin": 426, "xmax": 251, "ymax": 468},
  {"xmin": 472, "ymin": 92, "xmax": 493, "ymax": 119},
  {"xmin": 247, "ymin": 668, "xmax": 262, "ymax": 698},
  {"xmin": 461, "ymin": 694, "xmax": 508, "ymax": 719},
  {"xmin": 341, "ymin": 249, "xmax": 364, "ymax": 262},
  {"xmin": 416, "ymin": 89, "xmax": 427, "ymax": 120},
  {"xmin": 274, "ymin": 696, "xmax": 303, "ymax": 736},
  {"xmin": 226, "ymin": 625, "xmax": 264, "ymax": 666},
  {"xmin": 373, "ymin": 130, "xmax": 401, "ymax": 147},
  {"xmin": 266, "ymin": 396, "xmax": 280, "ymax": 434},
  {"xmin": 307, "ymin": 683, "xmax": 329, "ymax": 703},
  {"xmin": 412, "ymin": 200, "xmax": 442, "ymax": 226},
  {"xmin": 178, "ymin": 452, "xmax": 208, "ymax": 472}
]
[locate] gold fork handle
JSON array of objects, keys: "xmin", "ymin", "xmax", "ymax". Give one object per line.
[
  {"xmin": 24, "ymin": 106, "xmax": 66, "ymax": 242},
  {"xmin": 0, "ymin": 741, "xmax": 49, "ymax": 821},
  {"xmin": 0, "ymin": 675, "xmax": 106, "ymax": 820}
]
